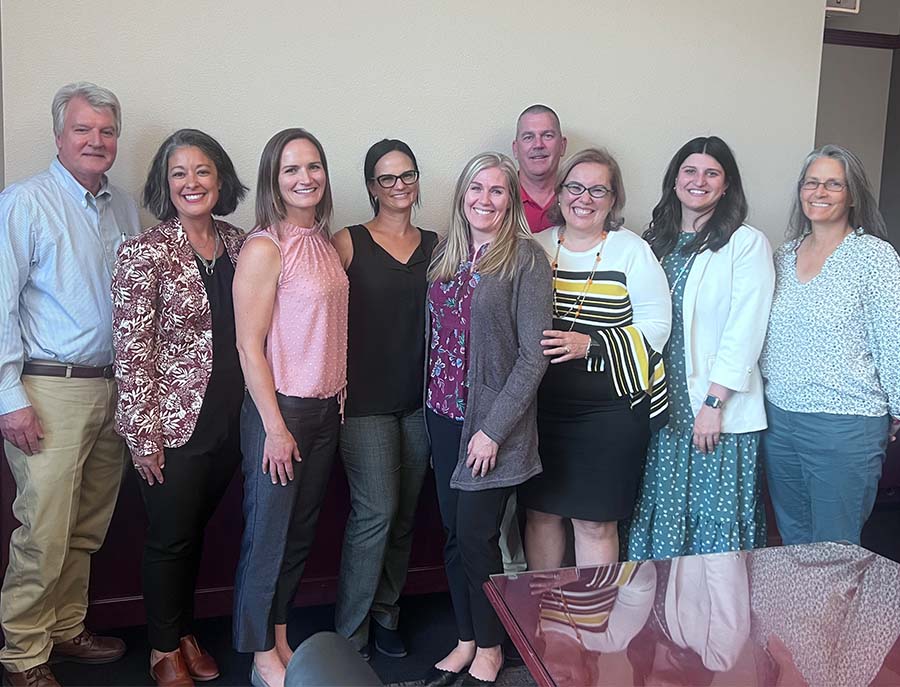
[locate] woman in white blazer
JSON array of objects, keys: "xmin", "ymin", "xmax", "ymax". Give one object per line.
[{"xmin": 628, "ymin": 136, "xmax": 774, "ymax": 560}]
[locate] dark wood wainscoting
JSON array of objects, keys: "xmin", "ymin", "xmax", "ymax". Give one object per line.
[{"xmin": 0, "ymin": 446, "xmax": 447, "ymax": 631}]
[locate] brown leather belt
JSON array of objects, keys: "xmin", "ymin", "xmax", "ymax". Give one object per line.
[{"xmin": 22, "ymin": 362, "xmax": 115, "ymax": 379}]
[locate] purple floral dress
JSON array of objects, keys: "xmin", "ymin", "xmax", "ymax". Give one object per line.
[{"xmin": 426, "ymin": 245, "xmax": 488, "ymax": 421}]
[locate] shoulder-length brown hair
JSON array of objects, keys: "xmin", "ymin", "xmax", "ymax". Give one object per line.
[
  {"xmin": 143, "ymin": 128, "xmax": 247, "ymax": 221},
  {"xmin": 428, "ymin": 152, "xmax": 534, "ymax": 282},
  {"xmin": 254, "ymin": 128, "xmax": 333, "ymax": 231}
]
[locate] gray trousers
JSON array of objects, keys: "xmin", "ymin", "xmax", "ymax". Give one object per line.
[
  {"xmin": 233, "ymin": 392, "xmax": 339, "ymax": 653},
  {"xmin": 334, "ymin": 408, "xmax": 429, "ymax": 649}
]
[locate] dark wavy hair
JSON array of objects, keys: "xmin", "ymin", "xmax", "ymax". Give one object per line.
[
  {"xmin": 143, "ymin": 128, "xmax": 247, "ymax": 221},
  {"xmin": 643, "ymin": 136, "xmax": 747, "ymax": 258},
  {"xmin": 363, "ymin": 138, "xmax": 421, "ymax": 215}
]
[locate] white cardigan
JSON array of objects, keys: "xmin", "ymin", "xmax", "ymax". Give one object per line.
[{"xmin": 679, "ymin": 224, "xmax": 774, "ymax": 434}]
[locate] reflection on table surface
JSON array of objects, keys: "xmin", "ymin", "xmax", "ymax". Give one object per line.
[{"xmin": 487, "ymin": 543, "xmax": 900, "ymax": 687}]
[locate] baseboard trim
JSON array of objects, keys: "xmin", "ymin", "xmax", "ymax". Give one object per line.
[{"xmin": 85, "ymin": 565, "xmax": 448, "ymax": 630}]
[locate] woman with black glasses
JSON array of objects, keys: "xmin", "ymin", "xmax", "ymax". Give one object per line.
[
  {"xmin": 519, "ymin": 148, "xmax": 670, "ymax": 568},
  {"xmin": 331, "ymin": 139, "xmax": 438, "ymax": 660}
]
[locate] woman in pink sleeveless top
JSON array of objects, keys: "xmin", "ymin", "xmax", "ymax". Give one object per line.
[{"xmin": 231, "ymin": 128, "xmax": 348, "ymax": 687}]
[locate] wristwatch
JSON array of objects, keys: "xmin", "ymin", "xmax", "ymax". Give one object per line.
[{"xmin": 704, "ymin": 394, "xmax": 724, "ymax": 409}]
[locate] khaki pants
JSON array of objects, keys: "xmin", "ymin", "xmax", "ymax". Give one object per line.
[{"xmin": 0, "ymin": 375, "xmax": 123, "ymax": 673}]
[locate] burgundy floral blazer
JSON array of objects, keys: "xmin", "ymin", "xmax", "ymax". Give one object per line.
[{"xmin": 112, "ymin": 218, "xmax": 244, "ymax": 457}]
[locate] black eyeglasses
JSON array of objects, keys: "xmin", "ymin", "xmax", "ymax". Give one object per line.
[
  {"xmin": 800, "ymin": 179, "xmax": 846, "ymax": 192},
  {"xmin": 372, "ymin": 170, "xmax": 419, "ymax": 188},
  {"xmin": 562, "ymin": 182, "xmax": 612, "ymax": 199}
]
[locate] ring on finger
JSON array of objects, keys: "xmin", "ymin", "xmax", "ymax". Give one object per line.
[{"xmin": 564, "ymin": 346, "xmax": 571, "ymax": 353}]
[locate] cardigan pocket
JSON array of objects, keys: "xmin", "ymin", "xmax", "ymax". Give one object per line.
[{"xmin": 474, "ymin": 382, "xmax": 500, "ymax": 413}]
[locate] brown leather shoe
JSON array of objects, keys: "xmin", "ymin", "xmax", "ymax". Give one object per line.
[
  {"xmin": 178, "ymin": 635, "xmax": 219, "ymax": 681},
  {"xmin": 150, "ymin": 650, "xmax": 194, "ymax": 687},
  {"xmin": 2, "ymin": 664, "xmax": 60, "ymax": 687},
  {"xmin": 51, "ymin": 628, "xmax": 126, "ymax": 664}
]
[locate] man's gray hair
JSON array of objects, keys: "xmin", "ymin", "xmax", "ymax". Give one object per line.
[{"xmin": 51, "ymin": 82, "xmax": 122, "ymax": 138}]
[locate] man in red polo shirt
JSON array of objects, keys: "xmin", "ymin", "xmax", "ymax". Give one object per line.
[
  {"xmin": 495, "ymin": 111, "xmax": 567, "ymax": 577},
  {"xmin": 512, "ymin": 104, "xmax": 567, "ymax": 233}
]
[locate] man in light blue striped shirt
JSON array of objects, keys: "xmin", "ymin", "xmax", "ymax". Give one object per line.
[{"xmin": 0, "ymin": 82, "xmax": 139, "ymax": 686}]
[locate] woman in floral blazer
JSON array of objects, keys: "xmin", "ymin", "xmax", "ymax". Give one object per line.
[{"xmin": 111, "ymin": 129, "xmax": 247, "ymax": 687}]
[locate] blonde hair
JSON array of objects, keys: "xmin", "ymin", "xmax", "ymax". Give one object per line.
[
  {"xmin": 547, "ymin": 147, "xmax": 626, "ymax": 231},
  {"xmin": 429, "ymin": 152, "xmax": 534, "ymax": 282}
]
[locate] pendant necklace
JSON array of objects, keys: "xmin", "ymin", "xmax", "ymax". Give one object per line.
[
  {"xmin": 665, "ymin": 232, "xmax": 699, "ymax": 295},
  {"xmin": 666, "ymin": 252, "xmax": 697, "ymax": 295},
  {"xmin": 193, "ymin": 229, "xmax": 221, "ymax": 276}
]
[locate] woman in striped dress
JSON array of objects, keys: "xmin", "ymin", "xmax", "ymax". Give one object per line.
[{"xmin": 520, "ymin": 148, "xmax": 671, "ymax": 567}]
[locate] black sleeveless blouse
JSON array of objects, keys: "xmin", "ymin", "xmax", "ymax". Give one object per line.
[{"xmin": 345, "ymin": 224, "xmax": 438, "ymax": 416}]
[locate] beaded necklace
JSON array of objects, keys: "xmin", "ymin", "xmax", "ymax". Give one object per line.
[
  {"xmin": 557, "ymin": 588, "xmax": 585, "ymax": 646},
  {"xmin": 551, "ymin": 226, "xmax": 609, "ymax": 330}
]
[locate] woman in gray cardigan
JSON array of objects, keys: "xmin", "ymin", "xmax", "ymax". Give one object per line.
[{"xmin": 422, "ymin": 152, "xmax": 552, "ymax": 687}]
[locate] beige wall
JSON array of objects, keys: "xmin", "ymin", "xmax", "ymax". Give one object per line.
[
  {"xmin": 816, "ymin": 44, "xmax": 892, "ymax": 199},
  {"xmin": 2, "ymin": 1, "xmax": 825, "ymax": 244}
]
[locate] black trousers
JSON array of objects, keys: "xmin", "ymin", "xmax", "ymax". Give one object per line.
[
  {"xmin": 427, "ymin": 409, "xmax": 512, "ymax": 648},
  {"xmin": 139, "ymin": 423, "xmax": 241, "ymax": 651}
]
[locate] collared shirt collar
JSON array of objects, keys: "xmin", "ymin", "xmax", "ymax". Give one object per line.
[
  {"xmin": 520, "ymin": 183, "xmax": 553, "ymax": 211},
  {"xmin": 50, "ymin": 157, "xmax": 111, "ymax": 207},
  {"xmin": 520, "ymin": 183, "xmax": 556, "ymax": 233}
]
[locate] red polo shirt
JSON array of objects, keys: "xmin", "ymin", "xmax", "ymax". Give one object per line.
[{"xmin": 520, "ymin": 185, "xmax": 555, "ymax": 233}]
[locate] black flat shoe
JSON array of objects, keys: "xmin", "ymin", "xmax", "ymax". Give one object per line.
[
  {"xmin": 461, "ymin": 658, "xmax": 504, "ymax": 687},
  {"xmin": 423, "ymin": 665, "xmax": 463, "ymax": 687},
  {"xmin": 461, "ymin": 672, "xmax": 498, "ymax": 687},
  {"xmin": 372, "ymin": 620, "xmax": 407, "ymax": 658}
]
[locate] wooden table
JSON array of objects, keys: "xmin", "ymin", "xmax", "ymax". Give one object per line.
[{"xmin": 485, "ymin": 543, "xmax": 900, "ymax": 686}]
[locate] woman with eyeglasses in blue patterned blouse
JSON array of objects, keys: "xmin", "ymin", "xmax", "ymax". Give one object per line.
[{"xmin": 760, "ymin": 144, "xmax": 900, "ymax": 547}]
